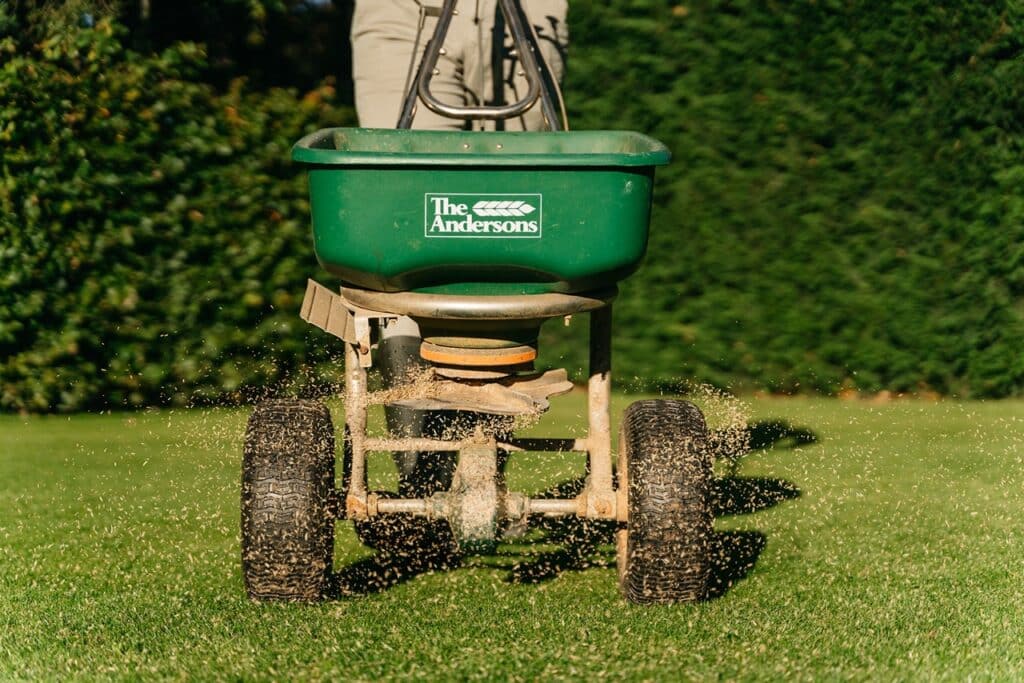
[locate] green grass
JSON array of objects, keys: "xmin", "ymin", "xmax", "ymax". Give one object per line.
[{"xmin": 2, "ymin": 395, "xmax": 1023, "ymax": 680}]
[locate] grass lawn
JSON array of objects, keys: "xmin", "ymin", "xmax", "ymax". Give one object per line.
[{"xmin": 2, "ymin": 394, "xmax": 1023, "ymax": 680}]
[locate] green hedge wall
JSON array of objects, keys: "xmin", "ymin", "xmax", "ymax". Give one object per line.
[
  {"xmin": 3, "ymin": 1, "xmax": 1024, "ymax": 412},
  {"xmin": 0, "ymin": 17, "xmax": 352, "ymax": 411},
  {"xmin": 544, "ymin": 0, "xmax": 1024, "ymax": 397}
]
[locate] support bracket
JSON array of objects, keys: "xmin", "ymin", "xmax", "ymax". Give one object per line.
[{"xmin": 299, "ymin": 279, "xmax": 396, "ymax": 368}]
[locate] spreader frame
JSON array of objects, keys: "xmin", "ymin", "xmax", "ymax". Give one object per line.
[{"xmin": 311, "ymin": 285, "xmax": 624, "ymax": 543}]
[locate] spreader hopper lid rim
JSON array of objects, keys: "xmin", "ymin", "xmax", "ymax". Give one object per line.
[
  {"xmin": 292, "ymin": 128, "xmax": 671, "ymax": 168},
  {"xmin": 340, "ymin": 286, "xmax": 616, "ymax": 322}
]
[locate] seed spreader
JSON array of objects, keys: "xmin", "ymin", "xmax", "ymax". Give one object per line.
[{"xmin": 241, "ymin": 0, "xmax": 715, "ymax": 604}]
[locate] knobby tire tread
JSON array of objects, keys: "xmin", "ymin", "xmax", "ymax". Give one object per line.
[
  {"xmin": 622, "ymin": 399, "xmax": 713, "ymax": 604},
  {"xmin": 241, "ymin": 399, "xmax": 335, "ymax": 601}
]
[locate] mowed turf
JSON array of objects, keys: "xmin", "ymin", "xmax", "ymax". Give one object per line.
[{"xmin": 2, "ymin": 395, "xmax": 1023, "ymax": 680}]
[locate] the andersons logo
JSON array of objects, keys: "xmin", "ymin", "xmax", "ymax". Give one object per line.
[{"xmin": 424, "ymin": 193, "xmax": 542, "ymax": 238}]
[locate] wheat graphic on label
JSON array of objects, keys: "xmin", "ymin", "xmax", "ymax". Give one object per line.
[{"xmin": 472, "ymin": 200, "xmax": 536, "ymax": 217}]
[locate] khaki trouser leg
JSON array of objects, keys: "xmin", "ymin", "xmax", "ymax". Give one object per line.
[
  {"xmin": 350, "ymin": 0, "xmax": 569, "ymax": 493},
  {"xmin": 464, "ymin": 0, "xmax": 569, "ymax": 131},
  {"xmin": 352, "ymin": 0, "xmax": 568, "ymax": 130}
]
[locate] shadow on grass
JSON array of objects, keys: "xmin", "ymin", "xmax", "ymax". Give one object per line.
[
  {"xmin": 506, "ymin": 515, "xmax": 614, "ymax": 585},
  {"xmin": 329, "ymin": 476, "xmax": 795, "ymax": 598},
  {"xmin": 329, "ymin": 419, "xmax": 808, "ymax": 599},
  {"xmin": 714, "ymin": 418, "xmax": 819, "ymax": 471},
  {"xmin": 746, "ymin": 419, "xmax": 818, "ymax": 450},
  {"xmin": 706, "ymin": 530, "xmax": 767, "ymax": 599},
  {"xmin": 329, "ymin": 543, "xmax": 461, "ymax": 598},
  {"xmin": 711, "ymin": 476, "xmax": 801, "ymax": 516},
  {"xmin": 502, "ymin": 526, "xmax": 767, "ymax": 601},
  {"xmin": 503, "ymin": 475, "xmax": 792, "ymax": 599}
]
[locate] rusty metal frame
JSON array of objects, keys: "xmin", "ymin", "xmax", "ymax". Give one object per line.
[{"xmin": 321, "ymin": 284, "xmax": 620, "ymax": 534}]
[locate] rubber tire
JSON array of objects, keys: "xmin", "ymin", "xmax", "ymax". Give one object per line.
[
  {"xmin": 618, "ymin": 399, "xmax": 713, "ymax": 604},
  {"xmin": 241, "ymin": 399, "xmax": 335, "ymax": 601}
]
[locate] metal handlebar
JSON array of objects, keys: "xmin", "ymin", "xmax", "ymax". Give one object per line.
[{"xmin": 397, "ymin": 0, "xmax": 565, "ymax": 130}]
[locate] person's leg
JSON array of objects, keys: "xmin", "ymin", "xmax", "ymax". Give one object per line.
[
  {"xmin": 464, "ymin": 0, "xmax": 569, "ymax": 131},
  {"xmin": 349, "ymin": 0, "xmax": 569, "ymax": 511},
  {"xmin": 351, "ymin": 0, "xmax": 473, "ymax": 500},
  {"xmin": 351, "ymin": 0, "xmax": 472, "ymax": 131}
]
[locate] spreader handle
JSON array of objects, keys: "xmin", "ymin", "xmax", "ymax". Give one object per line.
[{"xmin": 397, "ymin": 0, "xmax": 564, "ymax": 130}]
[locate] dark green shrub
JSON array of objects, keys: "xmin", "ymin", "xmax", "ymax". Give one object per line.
[
  {"xmin": 542, "ymin": 0, "xmax": 1024, "ymax": 397},
  {"xmin": 5, "ymin": 1, "xmax": 1024, "ymax": 412},
  {"xmin": 0, "ymin": 15, "xmax": 353, "ymax": 411}
]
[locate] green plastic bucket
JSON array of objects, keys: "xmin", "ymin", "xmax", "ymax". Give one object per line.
[{"xmin": 292, "ymin": 128, "xmax": 671, "ymax": 295}]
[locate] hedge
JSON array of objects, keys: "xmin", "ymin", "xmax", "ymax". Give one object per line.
[
  {"xmin": 544, "ymin": 0, "xmax": 1024, "ymax": 397},
  {"xmin": 3, "ymin": 1, "xmax": 1024, "ymax": 412},
  {"xmin": 0, "ymin": 15, "xmax": 352, "ymax": 411}
]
